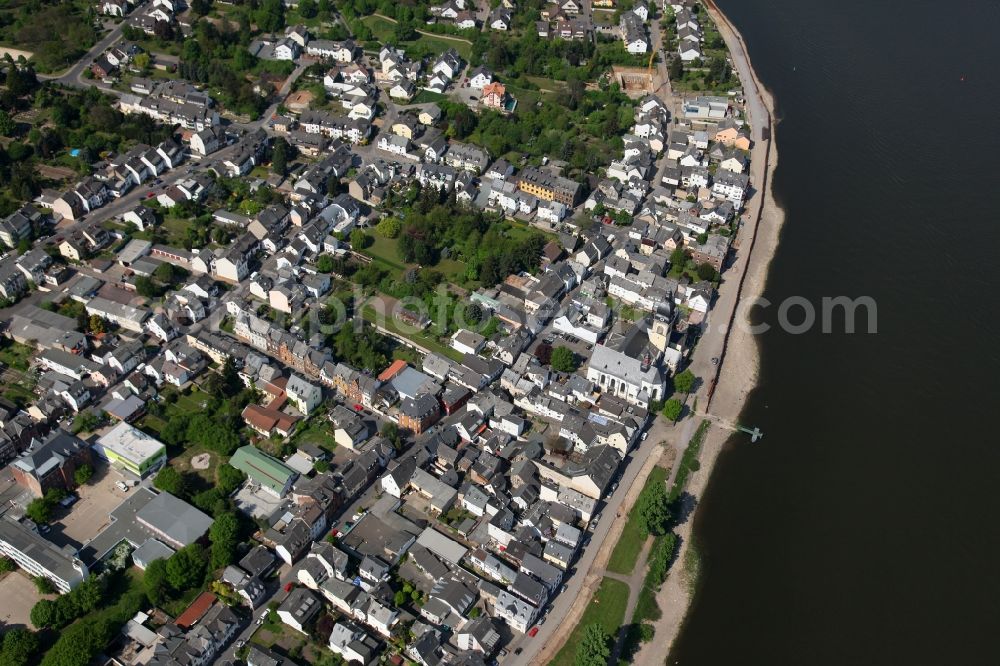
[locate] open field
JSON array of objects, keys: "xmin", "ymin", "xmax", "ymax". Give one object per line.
[
  {"xmin": 548, "ymin": 577, "xmax": 630, "ymax": 666},
  {"xmin": 607, "ymin": 465, "xmax": 669, "ymax": 574},
  {"xmin": 361, "ymin": 15, "xmax": 472, "ymax": 60}
]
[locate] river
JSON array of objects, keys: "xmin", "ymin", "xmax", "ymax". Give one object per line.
[{"xmin": 668, "ymin": 0, "xmax": 1000, "ymax": 663}]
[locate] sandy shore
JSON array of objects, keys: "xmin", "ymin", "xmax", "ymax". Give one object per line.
[{"xmin": 630, "ymin": 1, "xmax": 787, "ymax": 663}]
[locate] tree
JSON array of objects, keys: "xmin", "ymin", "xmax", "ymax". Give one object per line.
[
  {"xmin": 166, "ymin": 544, "xmax": 207, "ymax": 591},
  {"xmin": 209, "ymin": 512, "xmax": 240, "ymax": 569},
  {"xmin": 29, "ymin": 599, "xmax": 56, "ymax": 629},
  {"xmin": 696, "ymin": 262, "xmax": 717, "ymax": 281},
  {"xmin": 298, "ymin": 0, "xmax": 317, "ymax": 17},
  {"xmin": 550, "ymin": 346, "xmax": 578, "ymax": 372},
  {"xmin": 375, "ymin": 217, "xmax": 401, "ymax": 239},
  {"xmin": 88, "ymin": 315, "xmax": 106, "ymax": 334},
  {"xmin": 350, "ymin": 229, "xmax": 370, "ymax": 249},
  {"xmin": 316, "ymin": 254, "xmax": 335, "ymax": 273},
  {"xmin": 669, "ymin": 56, "xmax": 683, "ymax": 80},
  {"xmin": 135, "ymin": 275, "xmax": 159, "ymax": 298},
  {"xmin": 0, "ymin": 109, "xmax": 15, "ymax": 136},
  {"xmin": 216, "ymin": 463, "xmax": 246, "ymax": 495},
  {"xmin": 662, "ymin": 398, "xmax": 683, "ymax": 422},
  {"xmin": 636, "ymin": 480, "xmax": 672, "ymax": 536},
  {"xmin": 575, "ymin": 624, "xmax": 611, "ymax": 666},
  {"xmin": 271, "ymin": 137, "xmax": 290, "ymax": 176},
  {"xmin": 673, "ymin": 369, "xmax": 696, "ymax": 394},
  {"xmin": 255, "ymin": 0, "xmax": 285, "ymax": 32},
  {"xmin": 25, "ymin": 497, "xmax": 53, "ymax": 524},
  {"xmin": 144, "ymin": 559, "xmax": 169, "ymax": 605},
  {"xmin": 0, "ymin": 628, "xmax": 40, "ymax": 666},
  {"xmin": 73, "ymin": 463, "xmax": 94, "ymax": 486},
  {"xmin": 154, "ymin": 467, "xmax": 186, "ymax": 497},
  {"xmin": 0, "ymin": 555, "xmax": 15, "ymax": 573},
  {"xmin": 190, "ymin": 0, "xmax": 212, "ymax": 15},
  {"xmin": 33, "ymin": 576, "xmax": 56, "ymax": 594},
  {"xmin": 133, "ymin": 53, "xmax": 150, "ymax": 71},
  {"xmin": 535, "ymin": 343, "xmax": 553, "ymax": 365}
]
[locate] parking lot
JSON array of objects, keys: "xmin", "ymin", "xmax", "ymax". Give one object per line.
[{"xmin": 49, "ymin": 463, "xmax": 132, "ymax": 550}]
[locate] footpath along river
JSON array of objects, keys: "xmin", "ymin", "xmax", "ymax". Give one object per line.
[{"xmin": 668, "ymin": 0, "xmax": 1000, "ymax": 664}]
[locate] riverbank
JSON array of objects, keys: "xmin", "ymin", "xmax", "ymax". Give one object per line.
[{"xmin": 630, "ymin": 0, "xmax": 787, "ymax": 662}]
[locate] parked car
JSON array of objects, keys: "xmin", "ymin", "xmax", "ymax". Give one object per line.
[{"xmin": 528, "ymin": 626, "xmax": 539, "ymax": 637}]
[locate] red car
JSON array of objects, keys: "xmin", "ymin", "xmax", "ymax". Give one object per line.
[
  {"xmin": 528, "ymin": 627, "xmax": 539, "ymax": 637},
  {"xmin": 353, "ymin": 403, "xmax": 363, "ymax": 411},
  {"xmin": 284, "ymin": 582, "xmax": 294, "ymax": 592},
  {"xmin": 146, "ymin": 191, "xmax": 155, "ymax": 199}
]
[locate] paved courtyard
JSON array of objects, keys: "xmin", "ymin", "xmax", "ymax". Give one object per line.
[
  {"xmin": 0, "ymin": 571, "xmax": 51, "ymax": 630},
  {"xmin": 49, "ymin": 463, "xmax": 131, "ymax": 550}
]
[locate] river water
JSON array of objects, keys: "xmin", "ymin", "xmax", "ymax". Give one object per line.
[{"xmin": 668, "ymin": 0, "xmax": 1000, "ymax": 663}]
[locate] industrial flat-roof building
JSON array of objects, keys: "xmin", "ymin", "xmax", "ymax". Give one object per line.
[
  {"xmin": 94, "ymin": 422, "xmax": 167, "ymax": 478},
  {"xmin": 0, "ymin": 517, "xmax": 89, "ymax": 593}
]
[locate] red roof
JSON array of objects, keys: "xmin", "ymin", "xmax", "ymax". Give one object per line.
[
  {"xmin": 175, "ymin": 592, "xmax": 216, "ymax": 628},
  {"xmin": 378, "ymin": 359, "xmax": 408, "ymax": 382}
]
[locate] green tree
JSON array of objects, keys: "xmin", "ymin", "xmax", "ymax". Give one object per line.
[
  {"xmin": 375, "ymin": 217, "xmax": 401, "ymax": 239},
  {"xmin": 696, "ymin": 262, "xmax": 717, "ymax": 281},
  {"xmin": 29, "ymin": 599, "xmax": 56, "ymax": 629},
  {"xmin": 33, "ymin": 576, "xmax": 56, "ymax": 594},
  {"xmin": 298, "ymin": 0, "xmax": 317, "ymax": 17},
  {"xmin": 673, "ymin": 369, "xmax": 696, "ymax": 394},
  {"xmin": 73, "ymin": 463, "xmax": 94, "ymax": 486},
  {"xmin": 636, "ymin": 481, "xmax": 672, "ymax": 536},
  {"xmin": 216, "ymin": 463, "xmax": 246, "ymax": 495},
  {"xmin": 209, "ymin": 512, "xmax": 240, "ymax": 569},
  {"xmin": 0, "ymin": 628, "xmax": 40, "ymax": 666},
  {"xmin": 575, "ymin": 624, "xmax": 611, "ymax": 666},
  {"xmin": 154, "ymin": 467, "xmax": 186, "ymax": 497},
  {"xmin": 166, "ymin": 544, "xmax": 207, "ymax": 591},
  {"xmin": 662, "ymin": 398, "xmax": 683, "ymax": 422},
  {"xmin": 25, "ymin": 497, "xmax": 53, "ymax": 524},
  {"xmin": 190, "ymin": 0, "xmax": 212, "ymax": 15},
  {"xmin": 144, "ymin": 558, "xmax": 169, "ymax": 605},
  {"xmin": 255, "ymin": 0, "xmax": 285, "ymax": 32},
  {"xmin": 88, "ymin": 315, "xmax": 106, "ymax": 334},
  {"xmin": 669, "ymin": 56, "xmax": 683, "ymax": 80},
  {"xmin": 135, "ymin": 275, "xmax": 159, "ymax": 298},
  {"xmin": 0, "ymin": 555, "xmax": 15, "ymax": 573},
  {"xmin": 550, "ymin": 346, "xmax": 578, "ymax": 372},
  {"xmin": 271, "ymin": 137, "xmax": 290, "ymax": 176},
  {"xmin": 0, "ymin": 109, "xmax": 15, "ymax": 136},
  {"xmin": 316, "ymin": 253, "xmax": 335, "ymax": 273},
  {"xmin": 349, "ymin": 229, "xmax": 370, "ymax": 249}
]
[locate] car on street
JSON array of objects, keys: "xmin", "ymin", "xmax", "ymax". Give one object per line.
[
  {"xmin": 528, "ymin": 626, "xmax": 539, "ymax": 637},
  {"xmin": 712, "ymin": 357, "xmax": 719, "ymax": 365},
  {"xmin": 284, "ymin": 582, "xmax": 294, "ymax": 592}
]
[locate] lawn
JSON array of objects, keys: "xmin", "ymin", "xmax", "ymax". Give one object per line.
[
  {"xmin": 361, "ymin": 303, "xmax": 464, "ymax": 362},
  {"xmin": 362, "ymin": 234, "xmax": 407, "ymax": 275},
  {"xmin": 0, "ymin": 340, "xmax": 34, "ymax": 371},
  {"xmin": 361, "ymin": 15, "xmax": 472, "ymax": 59},
  {"xmin": 607, "ymin": 466, "xmax": 669, "ymax": 575},
  {"xmin": 293, "ymin": 419, "xmax": 338, "ymax": 453},
  {"xmin": 410, "ymin": 90, "xmax": 448, "ymax": 105},
  {"xmin": 548, "ymin": 577, "xmax": 630, "ymax": 666}
]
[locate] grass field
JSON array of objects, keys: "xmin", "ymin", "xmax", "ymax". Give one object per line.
[
  {"xmin": 293, "ymin": 420, "xmax": 338, "ymax": 453},
  {"xmin": 361, "ymin": 303, "xmax": 463, "ymax": 362},
  {"xmin": 549, "ymin": 577, "xmax": 630, "ymax": 666},
  {"xmin": 607, "ymin": 465, "xmax": 669, "ymax": 575},
  {"xmin": 362, "ymin": 234, "xmax": 406, "ymax": 274},
  {"xmin": 0, "ymin": 340, "xmax": 34, "ymax": 371},
  {"xmin": 361, "ymin": 15, "xmax": 472, "ymax": 59}
]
